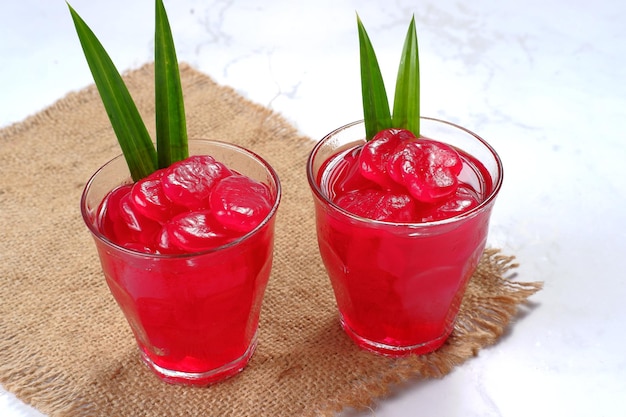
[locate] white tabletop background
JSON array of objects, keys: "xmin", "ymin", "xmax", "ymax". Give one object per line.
[{"xmin": 1, "ymin": 1, "xmax": 625, "ymax": 416}]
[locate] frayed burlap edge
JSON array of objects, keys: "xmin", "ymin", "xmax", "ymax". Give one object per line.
[
  {"xmin": 0, "ymin": 62, "xmax": 543, "ymax": 417},
  {"xmin": 314, "ymin": 249, "xmax": 543, "ymax": 416}
]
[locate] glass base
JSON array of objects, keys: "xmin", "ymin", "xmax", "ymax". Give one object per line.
[
  {"xmin": 140, "ymin": 334, "xmax": 258, "ymax": 386},
  {"xmin": 339, "ymin": 316, "xmax": 451, "ymax": 357}
]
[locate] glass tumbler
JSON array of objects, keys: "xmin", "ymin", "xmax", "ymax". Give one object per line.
[
  {"xmin": 81, "ymin": 139, "xmax": 281, "ymax": 384},
  {"xmin": 307, "ymin": 118, "xmax": 503, "ymax": 356}
]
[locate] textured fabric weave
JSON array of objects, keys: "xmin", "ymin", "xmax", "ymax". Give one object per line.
[{"xmin": 0, "ymin": 64, "xmax": 542, "ymax": 416}]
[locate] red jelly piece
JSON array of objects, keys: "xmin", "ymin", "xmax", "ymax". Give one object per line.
[
  {"xmin": 130, "ymin": 176, "xmax": 175, "ymax": 223},
  {"xmin": 159, "ymin": 210, "xmax": 234, "ymax": 253},
  {"xmin": 97, "ymin": 184, "xmax": 133, "ymax": 243},
  {"xmin": 118, "ymin": 193, "xmax": 162, "ymax": 246},
  {"xmin": 210, "ymin": 175, "xmax": 273, "ymax": 233},
  {"xmin": 335, "ymin": 188, "xmax": 417, "ymax": 222},
  {"xmin": 333, "ymin": 147, "xmax": 370, "ymax": 196},
  {"xmin": 161, "ymin": 155, "xmax": 233, "ymax": 210},
  {"xmin": 154, "ymin": 225, "xmax": 180, "ymax": 254},
  {"xmin": 122, "ymin": 242, "xmax": 158, "ymax": 254},
  {"xmin": 419, "ymin": 184, "xmax": 481, "ymax": 222},
  {"xmin": 359, "ymin": 128, "xmax": 416, "ymax": 190},
  {"xmin": 388, "ymin": 139, "xmax": 463, "ymax": 203},
  {"xmin": 322, "ymin": 147, "xmax": 372, "ymax": 201}
]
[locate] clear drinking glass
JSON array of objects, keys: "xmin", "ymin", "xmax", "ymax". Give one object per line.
[
  {"xmin": 307, "ymin": 118, "xmax": 503, "ymax": 356},
  {"xmin": 81, "ymin": 139, "xmax": 281, "ymax": 384}
]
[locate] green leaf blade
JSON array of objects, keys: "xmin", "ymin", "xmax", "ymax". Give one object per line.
[
  {"xmin": 357, "ymin": 15, "xmax": 392, "ymax": 141},
  {"xmin": 68, "ymin": 4, "xmax": 157, "ymax": 181},
  {"xmin": 155, "ymin": 0, "xmax": 188, "ymax": 168},
  {"xmin": 392, "ymin": 16, "xmax": 420, "ymax": 136}
]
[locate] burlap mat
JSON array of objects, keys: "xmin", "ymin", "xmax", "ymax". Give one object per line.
[{"xmin": 0, "ymin": 63, "xmax": 542, "ymax": 416}]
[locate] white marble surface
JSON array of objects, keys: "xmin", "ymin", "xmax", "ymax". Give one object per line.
[{"xmin": 2, "ymin": 0, "xmax": 625, "ymax": 416}]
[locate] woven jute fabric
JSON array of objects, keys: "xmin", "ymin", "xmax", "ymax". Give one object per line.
[{"xmin": 0, "ymin": 63, "xmax": 542, "ymax": 416}]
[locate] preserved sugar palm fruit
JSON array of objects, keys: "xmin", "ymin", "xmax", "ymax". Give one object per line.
[{"xmin": 97, "ymin": 155, "xmax": 273, "ymax": 254}]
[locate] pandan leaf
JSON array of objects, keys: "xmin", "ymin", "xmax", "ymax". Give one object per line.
[
  {"xmin": 68, "ymin": 3, "xmax": 157, "ymax": 181},
  {"xmin": 392, "ymin": 15, "xmax": 420, "ymax": 136},
  {"xmin": 357, "ymin": 15, "xmax": 392, "ymax": 141},
  {"xmin": 155, "ymin": 0, "xmax": 188, "ymax": 168}
]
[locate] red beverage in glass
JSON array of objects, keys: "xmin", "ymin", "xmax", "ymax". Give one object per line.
[
  {"xmin": 307, "ymin": 118, "xmax": 503, "ymax": 356},
  {"xmin": 81, "ymin": 140, "xmax": 281, "ymax": 384}
]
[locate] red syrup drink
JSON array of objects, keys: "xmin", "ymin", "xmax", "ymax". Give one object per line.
[
  {"xmin": 81, "ymin": 140, "xmax": 281, "ymax": 384},
  {"xmin": 307, "ymin": 118, "xmax": 503, "ymax": 356}
]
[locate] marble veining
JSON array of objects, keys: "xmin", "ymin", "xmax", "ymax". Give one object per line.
[{"xmin": 1, "ymin": 0, "xmax": 625, "ymax": 416}]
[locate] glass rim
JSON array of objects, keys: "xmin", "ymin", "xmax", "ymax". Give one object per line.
[
  {"xmin": 80, "ymin": 138, "xmax": 282, "ymax": 259},
  {"xmin": 306, "ymin": 117, "xmax": 504, "ymax": 228}
]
